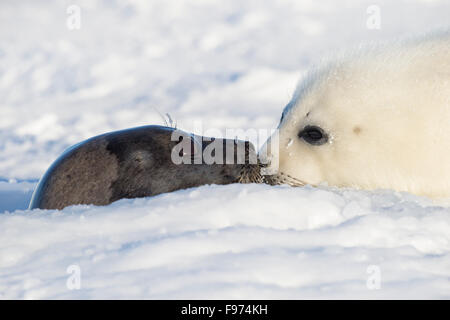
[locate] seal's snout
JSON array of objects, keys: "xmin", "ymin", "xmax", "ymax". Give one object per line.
[
  {"xmin": 202, "ymin": 137, "xmax": 262, "ymax": 184},
  {"xmin": 199, "ymin": 137, "xmax": 258, "ymax": 165},
  {"xmin": 235, "ymin": 141, "xmax": 267, "ymax": 184}
]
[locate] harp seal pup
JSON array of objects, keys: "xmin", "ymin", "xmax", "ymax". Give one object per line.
[{"xmin": 261, "ymin": 32, "xmax": 450, "ymax": 198}]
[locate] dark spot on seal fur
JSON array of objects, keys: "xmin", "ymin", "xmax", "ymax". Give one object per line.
[
  {"xmin": 31, "ymin": 138, "xmax": 119, "ymax": 210},
  {"xmin": 106, "ymin": 129, "xmax": 164, "ymax": 202}
]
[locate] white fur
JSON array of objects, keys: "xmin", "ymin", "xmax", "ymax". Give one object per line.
[{"xmin": 263, "ymin": 31, "xmax": 450, "ymax": 198}]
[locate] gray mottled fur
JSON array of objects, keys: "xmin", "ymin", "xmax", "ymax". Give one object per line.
[{"xmin": 29, "ymin": 125, "xmax": 259, "ymax": 210}]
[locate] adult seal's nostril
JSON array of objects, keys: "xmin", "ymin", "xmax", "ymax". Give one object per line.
[{"xmin": 29, "ymin": 125, "xmax": 262, "ymax": 210}]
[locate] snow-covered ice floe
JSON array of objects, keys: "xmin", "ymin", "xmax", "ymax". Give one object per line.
[{"xmin": 1, "ymin": 183, "xmax": 450, "ymax": 299}]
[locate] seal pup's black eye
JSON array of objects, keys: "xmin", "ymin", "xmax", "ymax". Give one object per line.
[{"xmin": 298, "ymin": 125, "xmax": 328, "ymax": 145}]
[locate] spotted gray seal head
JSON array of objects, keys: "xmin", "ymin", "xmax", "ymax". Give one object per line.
[{"xmin": 29, "ymin": 125, "xmax": 261, "ymax": 210}]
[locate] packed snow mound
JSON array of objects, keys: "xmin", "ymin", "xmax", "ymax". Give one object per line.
[{"xmin": 1, "ymin": 184, "xmax": 449, "ymax": 299}]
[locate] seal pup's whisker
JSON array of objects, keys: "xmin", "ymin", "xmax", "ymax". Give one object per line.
[{"xmin": 262, "ymin": 171, "xmax": 306, "ymax": 187}]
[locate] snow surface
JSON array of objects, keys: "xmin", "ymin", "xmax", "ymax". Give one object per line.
[{"xmin": 1, "ymin": 0, "xmax": 450, "ymax": 299}]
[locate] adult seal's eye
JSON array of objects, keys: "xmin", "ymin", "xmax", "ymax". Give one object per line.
[{"xmin": 298, "ymin": 125, "xmax": 328, "ymax": 145}]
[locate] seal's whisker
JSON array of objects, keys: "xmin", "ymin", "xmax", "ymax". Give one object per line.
[
  {"xmin": 262, "ymin": 171, "xmax": 306, "ymax": 187},
  {"xmin": 238, "ymin": 163, "xmax": 264, "ymax": 184},
  {"xmin": 279, "ymin": 172, "xmax": 305, "ymax": 185}
]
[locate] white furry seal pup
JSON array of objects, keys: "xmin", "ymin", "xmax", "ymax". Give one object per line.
[
  {"xmin": 262, "ymin": 32, "xmax": 450, "ymax": 198},
  {"xmin": 29, "ymin": 125, "xmax": 259, "ymax": 210}
]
